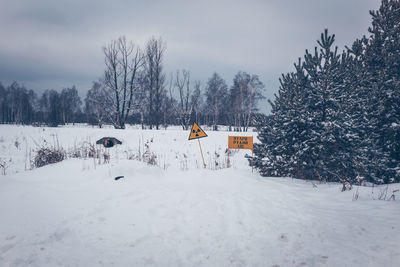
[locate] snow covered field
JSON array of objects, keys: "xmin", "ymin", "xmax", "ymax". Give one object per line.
[{"xmin": 0, "ymin": 124, "xmax": 399, "ymax": 267}]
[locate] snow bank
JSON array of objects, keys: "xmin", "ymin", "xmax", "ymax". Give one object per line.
[{"xmin": 0, "ymin": 125, "xmax": 399, "ymax": 266}]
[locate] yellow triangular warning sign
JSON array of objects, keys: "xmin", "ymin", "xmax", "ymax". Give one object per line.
[{"xmin": 188, "ymin": 122, "xmax": 208, "ymax": 140}]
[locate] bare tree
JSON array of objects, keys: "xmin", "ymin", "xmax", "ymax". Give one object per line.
[
  {"xmin": 204, "ymin": 72, "xmax": 228, "ymax": 130},
  {"xmin": 0, "ymin": 82, "xmax": 6, "ymax": 123},
  {"xmin": 60, "ymin": 86, "xmax": 81, "ymax": 125},
  {"xmin": 143, "ymin": 37, "xmax": 166, "ymax": 129},
  {"xmin": 191, "ymin": 81, "xmax": 202, "ymax": 124},
  {"xmin": 170, "ymin": 70, "xmax": 201, "ymax": 130},
  {"xmin": 103, "ymin": 36, "xmax": 144, "ymax": 129},
  {"xmin": 229, "ymin": 71, "xmax": 264, "ymax": 131},
  {"xmin": 132, "ymin": 71, "xmax": 148, "ymax": 129},
  {"xmin": 85, "ymin": 82, "xmax": 109, "ymax": 128},
  {"xmin": 1, "ymin": 82, "xmax": 36, "ymax": 124},
  {"xmin": 161, "ymin": 89, "xmax": 177, "ymax": 129},
  {"xmin": 40, "ymin": 90, "xmax": 62, "ymax": 127}
]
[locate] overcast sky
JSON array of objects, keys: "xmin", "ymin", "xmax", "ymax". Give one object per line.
[{"xmin": 0, "ymin": 0, "xmax": 380, "ymax": 113}]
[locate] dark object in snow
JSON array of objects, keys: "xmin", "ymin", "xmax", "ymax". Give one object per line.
[
  {"xmin": 96, "ymin": 137, "xmax": 122, "ymax": 148},
  {"xmin": 34, "ymin": 147, "xmax": 66, "ymax": 168},
  {"xmin": 114, "ymin": 176, "xmax": 124, "ymax": 180}
]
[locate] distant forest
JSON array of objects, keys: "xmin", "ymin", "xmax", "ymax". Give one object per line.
[{"xmin": 0, "ymin": 37, "xmax": 265, "ymax": 131}]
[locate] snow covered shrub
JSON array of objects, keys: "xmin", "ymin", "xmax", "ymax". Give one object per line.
[
  {"xmin": 33, "ymin": 147, "xmax": 66, "ymax": 168},
  {"xmin": 179, "ymin": 153, "xmax": 188, "ymax": 171},
  {"xmin": 142, "ymin": 140, "xmax": 157, "ymax": 166},
  {"xmin": 124, "ymin": 149, "xmax": 137, "ymax": 160},
  {"xmin": 0, "ymin": 157, "xmax": 12, "ymax": 175},
  {"xmin": 69, "ymin": 142, "xmax": 99, "ymax": 159},
  {"xmin": 206, "ymin": 148, "xmax": 229, "ymax": 170},
  {"xmin": 372, "ymin": 186, "xmax": 399, "ymax": 201},
  {"xmin": 388, "ymin": 189, "xmax": 398, "ymax": 201},
  {"xmin": 143, "ymin": 150, "xmax": 157, "ymax": 166},
  {"xmin": 206, "ymin": 151, "xmax": 222, "ymax": 170},
  {"xmin": 123, "ymin": 139, "xmax": 161, "ymax": 168},
  {"xmin": 352, "ymin": 187, "xmax": 360, "ymax": 201},
  {"xmin": 14, "ymin": 138, "xmax": 20, "ymax": 149},
  {"xmin": 103, "ymin": 152, "xmax": 110, "ymax": 164}
]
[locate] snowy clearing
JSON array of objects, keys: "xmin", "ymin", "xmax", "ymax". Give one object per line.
[{"xmin": 0, "ymin": 125, "xmax": 399, "ymax": 267}]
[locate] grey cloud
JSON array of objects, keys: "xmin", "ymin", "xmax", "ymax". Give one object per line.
[{"xmin": 0, "ymin": 0, "xmax": 380, "ymax": 113}]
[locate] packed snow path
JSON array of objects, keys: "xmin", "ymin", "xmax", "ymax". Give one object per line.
[{"xmin": 1, "ymin": 159, "xmax": 399, "ymax": 267}]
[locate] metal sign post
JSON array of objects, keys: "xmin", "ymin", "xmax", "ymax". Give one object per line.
[{"xmin": 228, "ymin": 136, "xmax": 254, "ymax": 172}]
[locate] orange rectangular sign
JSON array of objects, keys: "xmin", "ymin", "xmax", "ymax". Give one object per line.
[{"xmin": 228, "ymin": 136, "xmax": 253, "ymax": 150}]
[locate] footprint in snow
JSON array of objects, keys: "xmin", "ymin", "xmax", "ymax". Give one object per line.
[{"xmin": 279, "ymin": 233, "xmax": 288, "ymax": 242}]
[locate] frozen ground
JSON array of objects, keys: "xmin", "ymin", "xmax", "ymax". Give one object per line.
[{"xmin": 0, "ymin": 124, "xmax": 399, "ymax": 267}]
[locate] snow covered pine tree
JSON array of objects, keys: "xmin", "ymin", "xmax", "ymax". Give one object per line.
[
  {"xmin": 355, "ymin": 0, "xmax": 400, "ymax": 183},
  {"xmin": 253, "ymin": 30, "xmax": 355, "ymax": 183},
  {"xmin": 253, "ymin": 0, "xmax": 399, "ymax": 185}
]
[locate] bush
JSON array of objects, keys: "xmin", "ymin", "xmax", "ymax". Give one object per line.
[
  {"xmin": 69, "ymin": 142, "xmax": 99, "ymax": 159},
  {"xmin": 33, "ymin": 147, "xmax": 66, "ymax": 168}
]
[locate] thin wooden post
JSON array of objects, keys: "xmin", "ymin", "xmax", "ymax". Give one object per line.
[
  {"xmin": 198, "ymin": 138, "xmax": 206, "ymax": 168},
  {"xmin": 227, "ymin": 149, "xmax": 230, "ymax": 168},
  {"xmin": 252, "ymin": 149, "xmax": 254, "ymax": 173}
]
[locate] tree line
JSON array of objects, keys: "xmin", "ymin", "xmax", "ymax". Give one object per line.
[
  {"xmin": 253, "ymin": 0, "xmax": 399, "ymax": 185},
  {"xmin": 0, "ymin": 83, "xmax": 82, "ymax": 126},
  {"xmin": 0, "ymin": 37, "xmax": 265, "ymax": 130},
  {"xmin": 86, "ymin": 36, "xmax": 265, "ymax": 130}
]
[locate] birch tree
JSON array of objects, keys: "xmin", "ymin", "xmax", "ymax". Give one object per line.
[
  {"xmin": 229, "ymin": 71, "xmax": 264, "ymax": 131},
  {"xmin": 204, "ymin": 72, "xmax": 228, "ymax": 130}
]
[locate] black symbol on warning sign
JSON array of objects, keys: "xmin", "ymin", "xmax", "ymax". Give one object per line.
[{"xmin": 192, "ymin": 129, "xmax": 201, "ymax": 136}]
